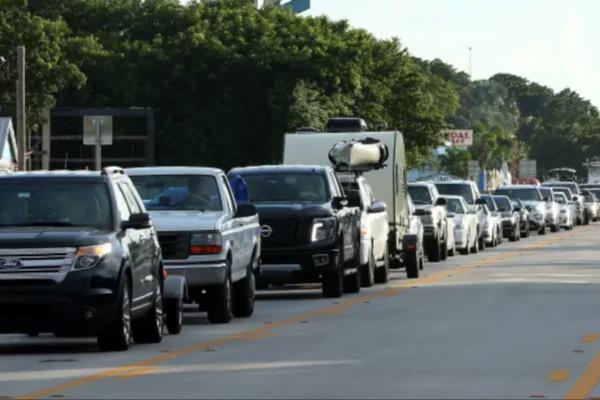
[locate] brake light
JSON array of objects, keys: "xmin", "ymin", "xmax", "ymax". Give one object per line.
[{"xmin": 190, "ymin": 245, "xmax": 223, "ymax": 255}]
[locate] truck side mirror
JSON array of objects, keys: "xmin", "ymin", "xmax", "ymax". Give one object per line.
[
  {"xmin": 235, "ymin": 203, "xmax": 257, "ymax": 218},
  {"xmin": 332, "ymin": 196, "xmax": 348, "ymax": 210},
  {"xmin": 122, "ymin": 212, "xmax": 152, "ymax": 230},
  {"xmin": 435, "ymin": 197, "xmax": 447, "ymax": 206},
  {"xmin": 475, "ymin": 198, "xmax": 487, "ymax": 205},
  {"xmin": 573, "ymin": 196, "xmax": 579, "ymax": 201},
  {"xmin": 367, "ymin": 201, "xmax": 386, "ymax": 214}
]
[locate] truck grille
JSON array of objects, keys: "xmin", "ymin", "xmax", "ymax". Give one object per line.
[
  {"xmin": 158, "ymin": 233, "xmax": 190, "ymax": 260},
  {"xmin": 261, "ymin": 218, "xmax": 301, "ymax": 247},
  {"xmin": 0, "ymin": 248, "xmax": 77, "ymax": 283}
]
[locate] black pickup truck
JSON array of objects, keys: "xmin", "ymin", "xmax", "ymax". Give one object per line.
[{"xmin": 230, "ymin": 165, "xmax": 362, "ymax": 298}]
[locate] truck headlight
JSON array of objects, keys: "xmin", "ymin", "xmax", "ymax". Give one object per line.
[
  {"xmin": 75, "ymin": 243, "xmax": 112, "ymax": 270},
  {"xmin": 190, "ymin": 231, "xmax": 222, "ymax": 255},
  {"xmin": 311, "ymin": 217, "xmax": 336, "ymax": 242}
]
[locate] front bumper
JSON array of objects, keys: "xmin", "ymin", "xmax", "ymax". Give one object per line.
[
  {"xmin": 0, "ymin": 267, "xmax": 119, "ymax": 335},
  {"xmin": 259, "ymin": 242, "xmax": 340, "ymax": 284},
  {"xmin": 165, "ymin": 260, "xmax": 228, "ymax": 287},
  {"xmin": 453, "ymin": 228, "xmax": 468, "ymax": 249}
]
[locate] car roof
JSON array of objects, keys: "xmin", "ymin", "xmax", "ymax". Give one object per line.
[
  {"xmin": 230, "ymin": 165, "xmax": 330, "ymax": 175},
  {"xmin": 126, "ymin": 166, "xmax": 223, "ymax": 176},
  {"xmin": 440, "ymin": 194, "xmax": 465, "ymax": 201},
  {"xmin": 0, "ymin": 170, "xmax": 106, "ymax": 182},
  {"xmin": 408, "ymin": 182, "xmax": 435, "ymax": 187},
  {"xmin": 433, "ymin": 180, "xmax": 475, "ymax": 185},
  {"xmin": 497, "ymin": 185, "xmax": 539, "ymax": 190}
]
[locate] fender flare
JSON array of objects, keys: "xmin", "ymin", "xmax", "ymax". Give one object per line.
[{"xmin": 163, "ymin": 275, "xmax": 187, "ymax": 300}]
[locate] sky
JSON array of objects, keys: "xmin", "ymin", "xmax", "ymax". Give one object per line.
[{"xmin": 304, "ymin": 0, "xmax": 600, "ymax": 108}]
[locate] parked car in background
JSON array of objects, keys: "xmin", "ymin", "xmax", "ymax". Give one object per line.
[
  {"xmin": 127, "ymin": 167, "xmax": 261, "ymax": 324},
  {"xmin": 443, "ymin": 195, "xmax": 479, "ymax": 255},
  {"xmin": 480, "ymin": 194, "xmax": 503, "ymax": 246},
  {"xmin": 538, "ymin": 187, "xmax": 560, "ymax": 232},
  {"xmin": 481, "ymin": 204, "xmax": 500, "ymax": 247},
  {"xmin": 407, "ymin": 195, "xmax": 427, "ymax": 273},
  {"xmin": 339, "ymin": 173, "xmax": 390, "ymax": 287},
  {"xmin": 434, "ymin": 180, "xmax": 485, "ymax": 251},
  {"xmin": 582, "ymin": 190, "xmax": 599, "ymax": 222},
  {"xmin": 493, "ymin": 195, "xmax": 521, "ymax": 241},
  {"xmin": 494, "ymin": 185, "xmax": 547, "ymax": 234},
  {"xmin": 408, "ymin": 182, "xmax": 449, "ymax": 262},
  {"xmin": 231, "ymin": 165, "xmax": 362, "ymax": 298},
  {"xmin": 511, "ymin": 198, "xmax": 531, "ymax": 237},
  {"xmin": 0, "ymin": 168, "xmax": 179, "ymax": 351},
  {"xmin": 554, "ymin": 192, "xmax": 575, "ymax": 230},
  {"xmin": 541, "ymin": 181, "xmax": 585, "ymax": 225}
]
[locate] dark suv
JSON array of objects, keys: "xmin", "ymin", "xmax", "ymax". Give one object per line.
[
  {"xmin": 230, "ymin": 165, "xmax": 362, "ymax": 298},
  {"xmin": 0, "ymin": 167, "xmax": 168, "ymax": 351}
]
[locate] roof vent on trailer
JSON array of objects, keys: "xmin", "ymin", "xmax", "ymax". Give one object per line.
[{"xmin": 325, "ymin": 118, "xmax": 368, "ymax": 133}]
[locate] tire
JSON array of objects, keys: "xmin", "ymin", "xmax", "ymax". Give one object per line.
[
  {"xmin": 538, "ymin": 225, "xmax": 546, "ymax": 235},
  {"xmin": 323, "ymin": 243, "xmax": 344, "ymax": 298},
  {"xmin": 405, "ymin": 250, "xmax": 419, "ymax": 279},
  {"xmin": 344, "ymin": 269, "xmax": 361, "ymax": 294},
  {"xmin": 232, "ymin": 260, "xmax": 256, "ymax": 318},
  {"xmin": 550, "ymin": 224, "xmax": 558, "ymax": 233},
  {"xmin": 448, "ymin": 241, "xmax": 455, "ymax": 256},
  {"xmin": 428, "ymin": 236, "xmax": 442, "ymax": 262},
  {"xmin": 374, "ymin": 246, "xmax": 390, "ymax": 284},
  {"xmin": 478, "ymin": 232, "xmax": 485, "ymax": 251},
  {"xmin": 98, "ymin": 276, "xmax": 132, "ymax": 352},
  {"xmin": 459, "ymin": 247, "xmax": 469, "ymax": 255},
  {"xmin": 165, "ymin": 297, "xmax": 183, "ymax": 335},
  {"xmin": 509, "ymin": 225, "xmax": 519, "ymax": 242},
  {"xmin": 207, "ymin": 269, "xmax": 233, "ymax": 324},
  {"xmin": 440, "ymin": 235, "xmax": 448, "ymax": 261},
  {"xmin": 361, "ymin": 248, "xmax": 375, "ymax": 288},
  {"xmin": 470, "ymin": 234, "xmax": 479, "ymax": 254},
  {"xmin": 133, "ymin": 284, "xmax": 164, "ymax": 344},
  {"xmin": 584, "ymin": 213, "xmax": 590, "ymax": 225}
]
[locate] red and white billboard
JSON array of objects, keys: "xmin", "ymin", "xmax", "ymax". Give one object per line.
[{"xmin": 444, "ymin": 130, "xmax": 473, "ymax": 147}]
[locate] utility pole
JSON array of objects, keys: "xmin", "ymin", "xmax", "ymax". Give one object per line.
[
  {"xmin": 16, "ymin": 46, "xmax": 26, "ymax": 171},
  {"xmin": 468, "ymin": 46, "xmax": 472, "ymax": 77}
]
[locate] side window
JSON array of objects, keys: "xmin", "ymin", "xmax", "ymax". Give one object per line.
[
  {"xmin": 327, "ymin": 172, "xmax": 342, "ymax": 197},
  {"xmin": 113, "ymin": 185, "xmax": 132, "ymax": 222},
  {"xmin": 119, "ymin": 183, "xmax": 142, "ymax": 214},
  {"xmin": 220, "ymin": 176, "xmax": 236, "ymax": 215}
]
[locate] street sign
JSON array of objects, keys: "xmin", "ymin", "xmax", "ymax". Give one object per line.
[
  {"xmin": 83, "ymin": 116, "xmax": 113, "ymax": 146},
  {"xmin": 519, "ymin": 160, "xmax": 537, "ymax": 178},
  {"xmin": 468, "ymin": 160, "xmax": 480, "ymax": 179},
  {"xmin": 83, "ymin": 116, "xmax": 113, "ymax": 170},
  {"xmin": 443, "ymin": 129, "xmax": 473, "ymax": 147}
]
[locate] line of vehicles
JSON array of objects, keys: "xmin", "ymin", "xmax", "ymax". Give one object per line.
[{"xmin": 0, "ymin": 117, "xmax": 597, "ymax": 352}]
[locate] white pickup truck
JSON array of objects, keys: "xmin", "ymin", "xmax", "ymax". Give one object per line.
[{"xmin": 127, "ymin": 167, "xmax": 261, "ymax": 324}]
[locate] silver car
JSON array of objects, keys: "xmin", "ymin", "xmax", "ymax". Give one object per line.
[
  {"xmin": 554, "ymin": 192, "xmax": 575, "ymax": 230},
  {"xmin": 442, "ymin": 195, "xmax": 479, "ymax": 255}
]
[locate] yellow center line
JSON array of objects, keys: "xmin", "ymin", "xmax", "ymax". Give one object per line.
[
  {"xmin": 16, "ymin": 234, "xmax": 568, "ymax": 400},
  {"xmin": 547, "ymin": 369, "xmax": 572, "ymax": 382},
  {"xmin": 580, "ymin": 334, "xmax": 600, "ymax": 344},
  {"xmin": 564, "ymin": 352, "xmax": 600, "ymax": 400}
]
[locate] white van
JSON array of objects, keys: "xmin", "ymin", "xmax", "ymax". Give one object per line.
[{"xmin": 283, "ymin": 130, "xmax": 419, "ymax": 274}]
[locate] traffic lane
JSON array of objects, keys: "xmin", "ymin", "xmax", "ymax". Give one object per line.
[{"xmin": 1, "ymin": 228, "xmax": 577, "ymax": 399}]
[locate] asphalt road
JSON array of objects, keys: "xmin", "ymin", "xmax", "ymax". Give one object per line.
[{"xmin": 2, "ymin": 225, "xmax": 600, "ymax": 399}]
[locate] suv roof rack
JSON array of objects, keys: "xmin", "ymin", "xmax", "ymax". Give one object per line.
[{"xmin": 101, "ymin": 166, "xmax": 124, "ymax": 176}]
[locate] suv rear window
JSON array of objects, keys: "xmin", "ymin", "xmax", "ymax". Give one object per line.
[
  {"xmin": 130, "ymin": 175, "xmax": 222, "ymax": 212},
  {"xmin": 407, "ymin": 186, "xmax": 432, "ymax": 205},
  {"xmin": 435, "ymin": 184, "xmax": 475, "ymax": 205},
  {"xmin": 0, "ymin": 183, "xmax": 112, "ymax": 230},
  {"xmin": 241, "ymin": 173, "xmax": 329, "ymax": 203}
]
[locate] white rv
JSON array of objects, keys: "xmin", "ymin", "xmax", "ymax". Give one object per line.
[
  {"xmin": 283, "ymin": 129, "xmax": 415, "ymax": 271},
  {"xmin": 0, "ymin": 118, "xmax": 17, "ymax": 172}
]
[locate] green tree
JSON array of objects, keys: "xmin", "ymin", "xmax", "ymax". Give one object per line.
[{"xmin": 438, "ymin": 147, "xmax": 471, "ymax": 178}]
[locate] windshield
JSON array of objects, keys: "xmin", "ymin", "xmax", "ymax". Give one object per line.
[
  {"xmin": 435, "ymin": 184, "xmax": 475, "ymax": 204},
  {"xmin": 481, "ymin": 196, "xmax": 497, "ymax": 211},
  {"xmin": 242, "ymin": 173, "xmax": 329, "ymax": 203},
  {"xmin": 130, "ymin": 175, "xmax": 222, "ymax": 211},
  {"xmin": 445, "ymin": 198, "xmax": 466, "ymax": 214},
  {"xmin": 543, "ymin": 182, "xmax": 579, "ymax": 194},
  {"xmin": 539, "ymin": 188, "xmax": 553, "ymax": 200},
  {"xmin": 494, "ymin": 188, "xmax": 542, "ymax": 201},
  {"xmin": 552, "ymin": 187, "xmax": 573, "ymax": 199},
  {"xmin": 0, "ymin": 183, "xmax": 112, "ymax": 230},
  {"xmin": 494, "ymin": 196, "xmax": 512, "ymax": 211},
  {"xmin": 408, "ymin": 186, "xmax": 432, "ymax": 205}
]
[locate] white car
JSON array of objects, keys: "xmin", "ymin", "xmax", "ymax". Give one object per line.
[
  {"xmin": 443, "ymin": 195, "xmax": 479, "ymax": 255},
  {"xmin": 340, "ymin": 174, "xmax": 390, "ymax": 287},
  {"xmin": 481, "ymin": 204, "xmax": 501, "ymax": 247},
  {"xmin": 407, "ymin": 195, "xmax": 427, "ymax": 269},
  {"xmin": 555, "ymin": 192, "xmax": 576, "ymax": 230},
  {"xmin": 127, "ymin": 167, "xmax": 261, "ymax": 324}
]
